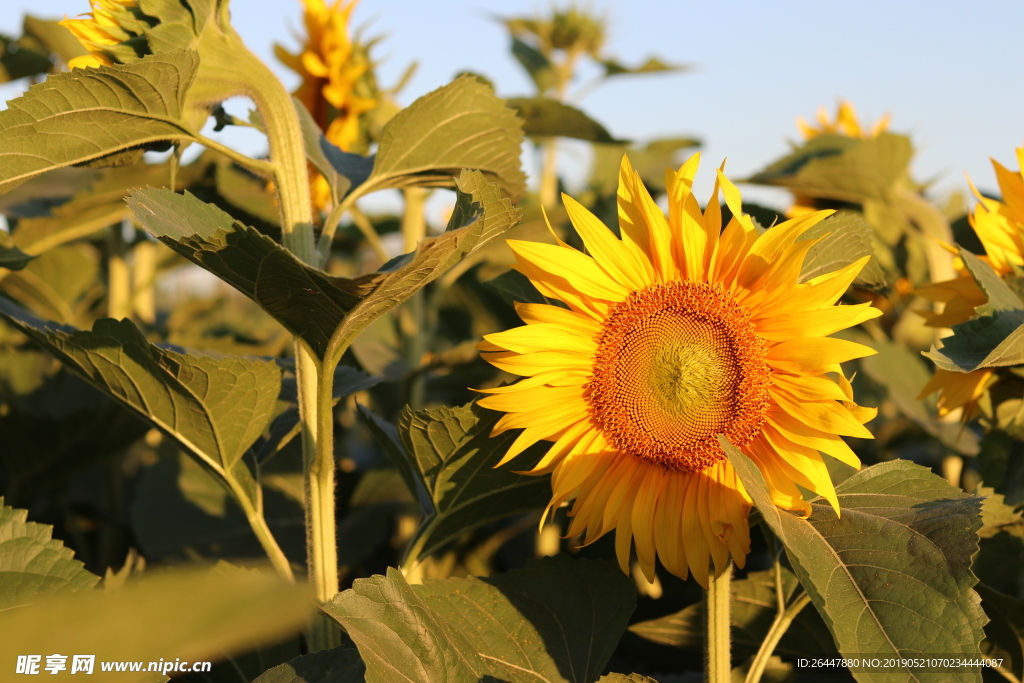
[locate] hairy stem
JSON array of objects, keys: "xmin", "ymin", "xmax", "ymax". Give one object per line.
[
  {"xmin": 401, "ymin": 188, "xmax": 429, "ymax": 409},
  {"xmin": 745, "ymin": 591, "xmax": 812, "ymax": 683},
  {"xmin": 706, "ymin": 563, "xmax": 732, "ymax": 683},
  {"xmin": 226, "ymin": 474, "xmax": 294, "ymax": 583},
  {"xmin": 107, "ymin": 221, "xmax": 131, "ymax": 320}
]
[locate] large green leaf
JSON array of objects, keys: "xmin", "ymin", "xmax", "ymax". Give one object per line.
[
  {"xmin": 128, "ymin": 170, "xmax": 519, "ymax": 363},
  {"xmin": 724, "ymin": 439, "xmax": 987, "ymax": 682},
  {"xmin": 797, "ymin": 211, "xmax": 885, "ymax": 289},
  {"xmin": 253, "ymin": 646, "xmax": 366, "ymax": 683},
  {"xmin": 363, "ymin": 400, "xmax": 552, "ymax": 563},
  {"xmin": 0, "ymin": 51, "xmax": 199, "ymax": 195},
  {"xmin": 924, "ymin": 309, "xmax": 1024, "ymax": 373},
  {"xmin": 747, "ymin": 133, "xmax": 913, "ymax": 204},
  {"xmin": 0, "ymin": 497, "xmax": 99, "ymax": 610},
  {"xmin": 0, "ymin": 564, "xmax": 311, "ymax": 683},
  {"xmin": 859, "ymin": 337, "xmax": 979, "ymax": 455},
  {"xmin": 349, "ymin": 75, "xmax": 526, "ymax": 203},
  {"xmin": 322, "ymin": 555, "xmax": 636, "ymax": 683},
  {"xmin": 508, "ymin": 97, "xmax": 621, "ymax": 143},
  {"xmin": 961, "ymin": 249, "xmax": 1024, "ymax": 314},
  {"xmin": 0, "ymin": 298, "xmax": 280, "ymax": 475},
  {"xmin": 628, "ymin": 567, "xmax": 836, "ymax": 658},
  {"xmin": 326, "ymin": 170, "xmax": 521, "ymax": 366}
]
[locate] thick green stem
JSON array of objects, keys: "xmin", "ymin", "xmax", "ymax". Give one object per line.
[
  {"xmin": 744, "ymin": 591, "xmax": 812, "ymax": 683},
  {"xmin": 705, "ymin": 563, "xmax": 732, "ymax": 683},
  {"xmin": 295, "ymin": 346, "xmax": 341, "ymax": 651}
]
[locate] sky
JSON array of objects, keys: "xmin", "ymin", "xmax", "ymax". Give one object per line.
[{"xmin": 3, "ymin": 0, "xmax": 1023, "ymax": 211}]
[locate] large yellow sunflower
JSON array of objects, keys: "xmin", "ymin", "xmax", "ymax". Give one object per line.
[
  {"xmin": 916, "ymin": 147, "xmax": 1024, "ymax": 417},
  {"xmin": 477, "ymin": 154, "xmax": 879, "ymax": 587}
]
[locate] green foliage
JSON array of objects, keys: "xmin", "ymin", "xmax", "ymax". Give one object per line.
[
  {"xmin": 362, "ymin": 400, "xmax": 551, "ymax": 563},
  {"xmin": 508, "ymin": 96, "xmax": 621, "ymax": 142},
  {"xmin": 0, "ymin": 562, "xmax": 312, "ymax": 673},
  {"xmin": 796, "ymin": 211, "xmax": 886, "ymax": 288},
  {"xmin": 346, "ymin": 75, "xmax": 527, "ymax": 203},
  {"xmin": 747, "ymin": 133, "xmax": 913, "ymax": 204},
  {"xmin": 0, "ymin": 230, "xmax": 34, "ymax": 270},
  {"xmin": 0, "ymin": 497, "xmax": 99, "ymax": 609},
  {"xmin": 629, "ymin": 567, "xmax": 836, "ymax": 658},
  {"xmin": 322, "ymin": 555, "xmax": 636, "ymax": 683},
  {"xmin": 0, "ymin": 51, "xmax": 199, "ymax": 194},
  {"xmin": 725, "ymin": 439, "xmax": 987, "ymax": 681}
]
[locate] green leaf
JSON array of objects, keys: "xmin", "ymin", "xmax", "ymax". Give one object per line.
[
  {"xmin": 600, "ymin": 56, "xmax": 686, "ymax": 77},
  {"xmin": 0, "ymin": 564, "xmax": 311, "ymax": 675},
  {"xmin": 972, "ymin": 487, "xmax": 1024, "ymax": 596},
  {"xmin": 323, "ymin": 555, "xmax": 636, "ymax": 683},
  {"xmin": 126, "ymin": 187, "xmax": 380, "ymax": 358},
  {"xmin": 628, "ymin": 567, "xmax": 836, "ymax": 657},
  {"xmin": 293, "ymin": 98, "xmax": 351, "ymax": 202},
  {"xmin": 508, "ymin": 97, "xmax": 622, "ymax": 143},
  {"xmin": 367, "ymin": 400, "xmax": 552, "ymax": 563},
  {"xmin": 0, "ymin": 298, "xmax": 280, "ymax": 474},
  {"xmin": 129, "ymin": 170, "xmax": 520, "ymax": 362},
  {"xmin": 596, "ymin": 675, "xmax": 660, "ymax": 683},
  {"xmin": 351, "ymin": 75, "xmax": 526, "ymax": 203},
  {"xmin": 978, "ymin": 583, "xmax": 1024, "ymax": 682},
  {"xmin": 924, "ymin": 309, "xmax": 1024, "ymax": 373},
  {"xmin": 724, "ymin": 439, "xmax": 987, "ymax": 681},
  {"xmin": 0, "ymin": 497, "xmax": 99, "ymax": 610},
  {"xmin": 859, "ymin": 337, "xmax": 980, "ymax": 455},
  {"xmin": 961, "ymin": 249, "xmax": 1024, "ymax": 314},
  {"xmin": 796, "ymin": 211, "xmax": 885, "ymax": 289},
  {"xmin": 22, "ymin": 15, "xmax": 89, "ymax": 65},
  {"xmin": 747, "ymin": 133, "xmax": 913, "ymax": 204},
  {"xmin": 253, "ymin": 646, "xmax": 366, "ymax": 683},
  {"xmin": 325, "ymin": 169, "xmax": 522, "ymax": 366},
  {"xmin": 510, "ymin": 37, "xmax": 556, "ymax": 93},
  {"xmin": 0, "ymin": 51, "xmax": 199, "ymax": 195},
  {"xmin": 0, "ymin": 230, "xmax": 35, "ymax": 270},
  {"xmin": 0, "ymin": 33, "xmax": 53, "ymax": 83}
]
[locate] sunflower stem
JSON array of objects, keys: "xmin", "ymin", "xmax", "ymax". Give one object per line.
[
  {"xmin": 705, "ymin": 562, "xmax": 732, "ymax": 683},
  {"xmin": 744, "ymin": 591, "xmax": 812, "ymax": 683}
]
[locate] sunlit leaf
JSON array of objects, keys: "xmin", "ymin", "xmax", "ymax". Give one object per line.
[
  {"xmin": 596, "ymin": 675, "xmax": 660, "ymax": 683},
  {"xmin": 961, "ymin": 249, "xmax": 1024, "ymax": 314},
  {"xmin": 796, "ymin": 211, "xmax": 885, "ymax": 289},
  {"xmin": 747, "ymin": 133, "xmax": 913, "ymax": 204},
  {"xmin": 724, "ymin": 439, "xmax": 987, "ymax": 682},
  {"xmin": 0, "ymin": 51, "xmax": 199, "ymax": 195},
  {"xmin": 363, "ymin": 400, "xmax": 551, "ymax": 563},
  {"xmin": 0, "ymin": 564, "xmax": 312, "ymax": 683},
  {"xmin": 0, "ymin": 298, "xmax": 280, "ymax": 475},
  {"xmin": 924, "ymin": 310, "xmax": 1024, "ymax": 373},
  {"xmin": 0, "ymin": 497, "xmax": 99, "ymax": 610},
  {"xmin": 508, "ymin": 96, "xmax": 622, "ymax": 143},
  {"xmin": 351, "ymin": 75, "xmax": 526, "ymax": 202},
  {"xmin": 322, "ymin": 555, "xmax": 635, "ymax": 683}
]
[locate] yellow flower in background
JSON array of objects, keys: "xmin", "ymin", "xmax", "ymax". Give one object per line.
[
  {"xmin": 787, "ymin": 101, "xmax": 891, "ymax": 218},
  {"xmin": 477, "ymin": 154, "xmax": 879, "ymax": 587},
  {"xmin": 796, "ymin": 100, "xmax": 890, "ymax": 141},
  {"xmin": 916, "ymin": 147, "xmax": 1024, "ymax": 417},
  {"xmin": 60, "ymin": 0, "xmax": 140, "ymax": 70}
]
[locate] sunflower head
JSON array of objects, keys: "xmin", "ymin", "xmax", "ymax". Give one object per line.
[
  {"xmin": 796, "ymin": 100, "xmax": 890, "ymax": 141},
  {"xmin": 477, "ymin": 154, "xmax": 879, "ymax": 587},
  {"xmin": 916, "ymin": 147, "xmax": 1024, "ymax": 418},
  {"xmin": 60, "ymin": 0, "xmax": 152, "ymax": 70}
]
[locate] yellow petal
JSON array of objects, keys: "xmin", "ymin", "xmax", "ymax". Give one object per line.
[
  {"xmin": 766, "ymin": 337, "xmax": 877, "ymax": 373},
  {"xmin": 562, "ymin": 193, "xmax": 653, "ymax": 291}
]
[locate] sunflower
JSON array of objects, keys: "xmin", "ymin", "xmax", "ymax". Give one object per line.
[
  {"xmin": 476, "ymin": 154, "xmax": 879, "ymax": 587},
  {"xmin": 787, "ymin": 101, "xmax": 891, "ymax": 218},
  {"xmin": 60, "ymin": 0, "xmax": 142, "ymax": 70},
  {"xmin": 916, "ymin": 147, "xmax": 1024, "ymax": 417}
]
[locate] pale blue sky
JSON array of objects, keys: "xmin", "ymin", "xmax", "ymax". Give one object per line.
[{"xmin": 4, "ymin": 0, "xmax": 1022, "ymax": 209}]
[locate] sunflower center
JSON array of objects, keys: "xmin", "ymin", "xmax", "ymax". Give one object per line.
[{"xmin": 586, "ymin": 281, "xmax": 771, "ymax": 472}]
